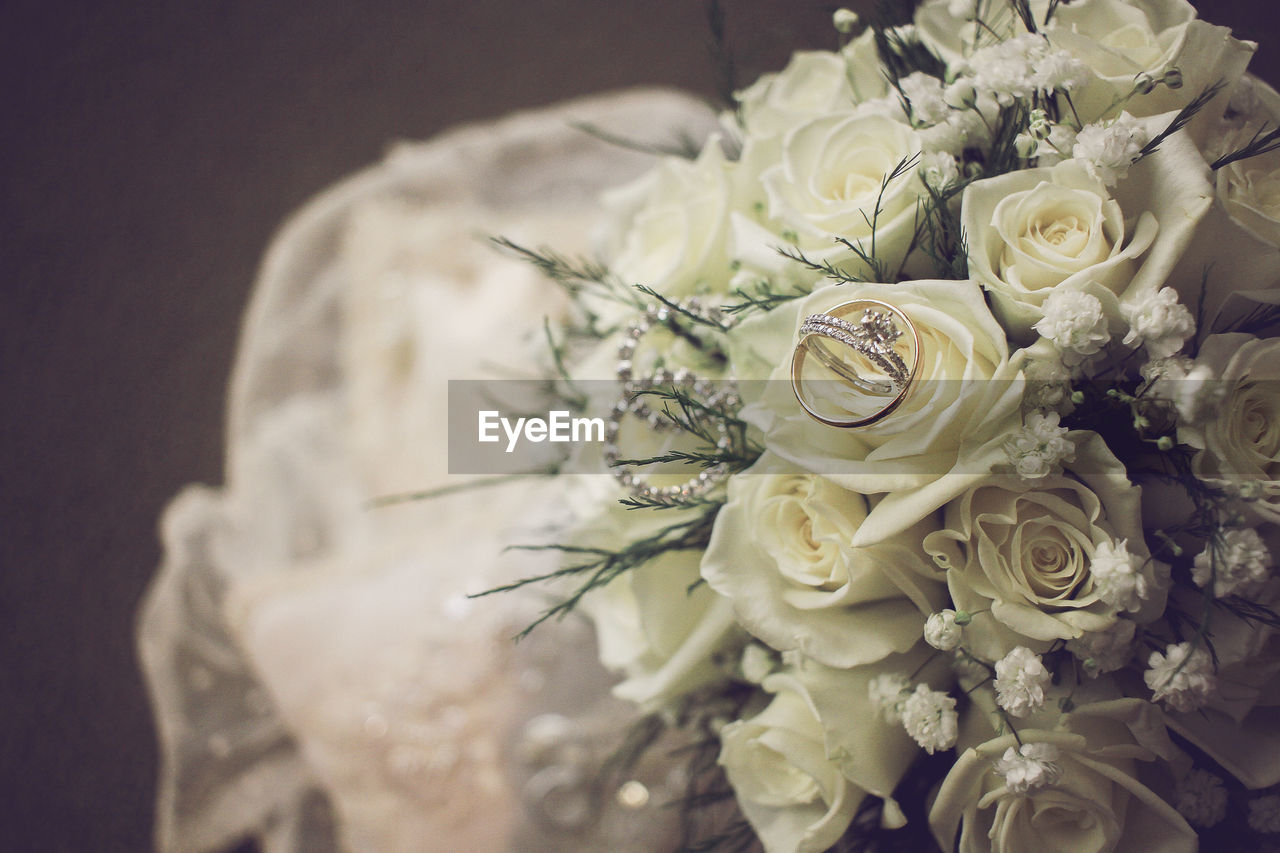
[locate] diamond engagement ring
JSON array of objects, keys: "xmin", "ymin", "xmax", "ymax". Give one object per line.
[{"xmin": 790, "ymin": 299, "xmax": 921, "ymax": 428}]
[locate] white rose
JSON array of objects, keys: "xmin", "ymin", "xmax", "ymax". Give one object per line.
[
  {"xmin": 1164, "ymin": 80, "xmax": 1280, "ymax": 331},
  {"xmin": 923, "ymin": 434, "xmax": 1168, "ymax": 659},
  {"xmin": 720, "ymin": 648, "xmax": 942, "ymax": 852},
  {"xmin": 1047, "ymin": 0, "xmax": 1253, "ymax": 143},
  {"xmin": 1178, "ymin": 334, "xmax": 1280, "ymax": 524},
  {"xmin": 1216, "ymin": 79, "xmax": 1280, "ymax": 248},
  {"xmin": 963, "ymin": 150, "xmax": 1212, "ymax": 340},
  {"xmin": 735, "ymin": 31, "xmax": 887, "ymax": 141},
  {"xmin": 601, "ymin": 136, "xmax": 737, "ymax": 298},
  {"xmin": 1159, "ymin": 581, "xmax": 1280, "ymax": 790},
  {"xmin": 739, "ymin": 279, "xmax": 1025, "ymax": 546},
  {"xmin": 701, "ymin": 453, "xmax": 948, "ymax": 668},
  {"xmin": 756, "ymin": 113, "xmax": 926, "ymax": 279},
  {"xmin": 574, "ymin": 505, "xmax": 743, "ymax": 709},
  {"xmin": 930, "ymin": 699, "xmax": 1197, "ymax": 853}
]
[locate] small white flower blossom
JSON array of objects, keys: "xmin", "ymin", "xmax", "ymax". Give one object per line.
[
  {"xmin": 901, "ymin": 684, "xmax": 958, "ymax": 754},
  {"xmin": 1067, "ymin": 619, "xmax": 1136, "ymax": 678},
  {"xmin": 921, "ymin": 106, "xmax": 990, "ymax": 154},
  {"xmin": 964, "ymin": 35, "xmax": 1040, "ymax": 106},
  {"xmin": 1192, "ymin": 527, "xmax": 1272, "ymax": 598},
  {"xmin": 1175, "ymin": 769, "xmax": 1228, "ymax": 828},
  {"xmin": 993, "ymin": 646, "xmax": 1051, "ymax": 718},
  {"xmin": 943, "ymin": 79, "xmax": 977, "ymax": 109},
  {"xmin": 1090, "ymin": 539, "xmax": 1148, "ymax": 612},
  {"xmin": 964, "ymin": 35, "xmax": 1086, "ymax": 107},
  {"xmin": 1249, "ymin": 795, "xmax": 1280, "ymax": 833},
  {"xmin": 1031, "ymin": 50, "xmax": 1090, "ymax": 95},
  {"xmin": 1034, "ymin": 289, "xmax": 1111, "ymax": 365},
  {"xmin": 1027, "ymin": 109, "xmax": 1051, "ymax": 140},
  {"xmin": 900, "ymin": 72, "xmax": 950, "ymax": 125},
  {"xmin": 1073, "ymin": 114, "xmax": 1149, "ymax": 186},
  {"xmin": 1024, "ymin": 355, "xmax": 1075, "ymax": 413},
  {"xmin": 1003, "ymin": 411, "xmax": 1076, "ymax": 480},
  {"xmin": 1122, "ymin": 288, "xmax": 1195, "ymax": 359},
  {"xmin": 1145, "ymin": 356, "xmax": 1220, "ymax": 425},
  {"xmin": 832, "ymin": 8, "xmax": 860, "ymax": 33},
  {"xmin": 920, "ymin": 150, "xmax": 960, "ymax": 190},
  {"xmin": 1015, "ymin": 132, "xmax": 1039, "ymax": 159},
  {"xmin": 993, "ymin": 743, "xmax": 1063, "ymax": 794},
  {"xmin": 868, "ymin": 672, "xmax": 912, "ymax": 724},
  {"xmin": 1145, "ymin": 642, "xmax": 1216, "ymax": 713},
  {"xmin": 739, "ymin": 643, "xmax": 775, "ymax": 684},
  {"xmin": 924, "ymin": 610, "xmax": 964, "ymax": 651}
]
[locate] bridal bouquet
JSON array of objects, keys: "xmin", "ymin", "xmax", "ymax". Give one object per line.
[{"xmin": 479, "ymin": 1, "xmax": 1280, "ymax": 850}]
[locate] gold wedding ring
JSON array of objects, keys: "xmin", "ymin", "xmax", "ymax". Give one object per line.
[{"xmin": 790, "ymin": 298, "xmax": 921, "ymax": 428}]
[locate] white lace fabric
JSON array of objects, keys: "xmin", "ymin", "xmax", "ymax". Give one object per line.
[{"xmin": 137, "ymin": 90, "xmax": 719, "ymax": 853}]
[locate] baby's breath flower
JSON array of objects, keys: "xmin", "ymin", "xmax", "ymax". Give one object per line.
[
  {"xmin": 868, "ymin": 672, "xmax": 911, "ymax": 724},
  {"xmin": 832, "ymin": 8, "xmax": 859, "ymax": 33},
  {"xmin": 993, "ymin": 646, "xmax": 1050, "ymax": 718},
  {"xmin": 1250, "ymin": 795, "xmax": 1280, "ymax": 833},
  {"xmin": 1066, "ymin": 619, "xmax": 1136, "ymax": 677},
  {"xmin": 1090, "ymin": 539, "xmax": 1148, "ymax": 612},
  {"xmin": 924, "ymin": 610, "xmax": 964, "ymax": 651},
  {"xmin": 1175, "ymin": 769, "xmax": 1228, "ymax": 828},
  {"xmin": 900, "ymin": 72, "xmax": 950, "ymax": 125},
  {"xmin": 1122, "ymin": 288, "xmax": 1195, "ymax": 359},
  {"xmin": 1024, "ymin": 355, "xmax": 1075, "ymax": 413},
  {"xmin": 1073, "ymin": 114, "xmax": 1148, "ymax": 187},
  {"xmin": 993, "ymin": 743, "xmax": 1063, "ymax": 794},
  {"xmin": 1192, "ymin": 527, "xmax": 1272, "ymax": 598},
  {"xmin": 1027, "ymin": 108, "xmax": 1052, "ymax": 140},
  {"xmin": 1031, "ymin": 50, "xmax": 1090, "ymax": 95},
  {"xmin": 1015, "ymin": 132, "xmax": 1039, "ymax": 159},
  {"xmin": 1145, "ymin": 642, "xmax": 1216, "ymax": 713},
  {"xmin": 943, "ymin": 79, "xmax": 977, "ymax": 110},
  {"xmin": 901, "ymin": 684, "xmax": 958, "ymax": 754},
  {"xmin": 919, "ymin": 150, "xmax": 960, "ymax": 190},
  {"xmin": 1144, "ymin": 356, "xmax": 1219, "ymax": 425},
  {"xmin": 1003, "ymin": 411, "xmax": 1075, "ymax": 480},
  {"xmin": 1034, "ymin": 289, "xmax": 1111, "ymax": 365}
]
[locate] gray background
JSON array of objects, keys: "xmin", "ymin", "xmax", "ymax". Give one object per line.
[{"xmin": 2, "ymin": 2, "xmax": 1275, "ymax": 850}]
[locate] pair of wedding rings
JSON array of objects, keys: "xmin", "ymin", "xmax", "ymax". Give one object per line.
[{"xmin": 790, "ymin": 299, "xmax": 921, "ymax": 428}]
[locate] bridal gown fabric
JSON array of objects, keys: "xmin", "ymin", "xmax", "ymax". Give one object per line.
[{"xmin": 137, "ymin": 90, "xmax": 721, "ymax": 853}]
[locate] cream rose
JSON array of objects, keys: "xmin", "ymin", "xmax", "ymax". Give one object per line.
[
  {"xmin": 574, "ymin": 505, "xmax": 743, "ymax": 708},
  {"xmin": 1177, "ymin": 334, "xmax": 1280, "ymax": 524},
  {"xmin": 739, "ymin": 279, "xmax": 1025, "ymax": 547},
  {"xmin": 736, "ymin": 31, "xmax": 887, "ymax": 141},
  {"xmin": 930, "ymin": 698, "xmax": 1197, "ymax": 853},
  {"xmin": 1216, "ymin": 80, "xmax": 1280, "ymax": 248},
  {"xmin": 963, "ymin": 151, "xmax": 1212, "ymax": 340},
  {"xmin": 1047, "ymin": 0, "xmax": 1253, "ymax": 141},
  {"xmin": 755, "ymin": 113, "xmax": 926, "ymax": 279},
  {"xmin": 720, "ymin": 648, "xmax": 940, "ymax": 852},
  {"xmin": 701, "ymin": 453, "xmax": 948, "ymax": 668},
  {"xmin": 923, "ymin": 434, "xmax": 1167, "ymax": 660},
  {"xmin": 1159, "ymin": 582, "xmax": 1280, "ymax": 789},
  {"xmin": 602, "ymin": 136, "xmax": 737, "ymax": 298},
  {"xmin": 1159, "ymin": 79, "xmax": 1280, "ymax": 328}
]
